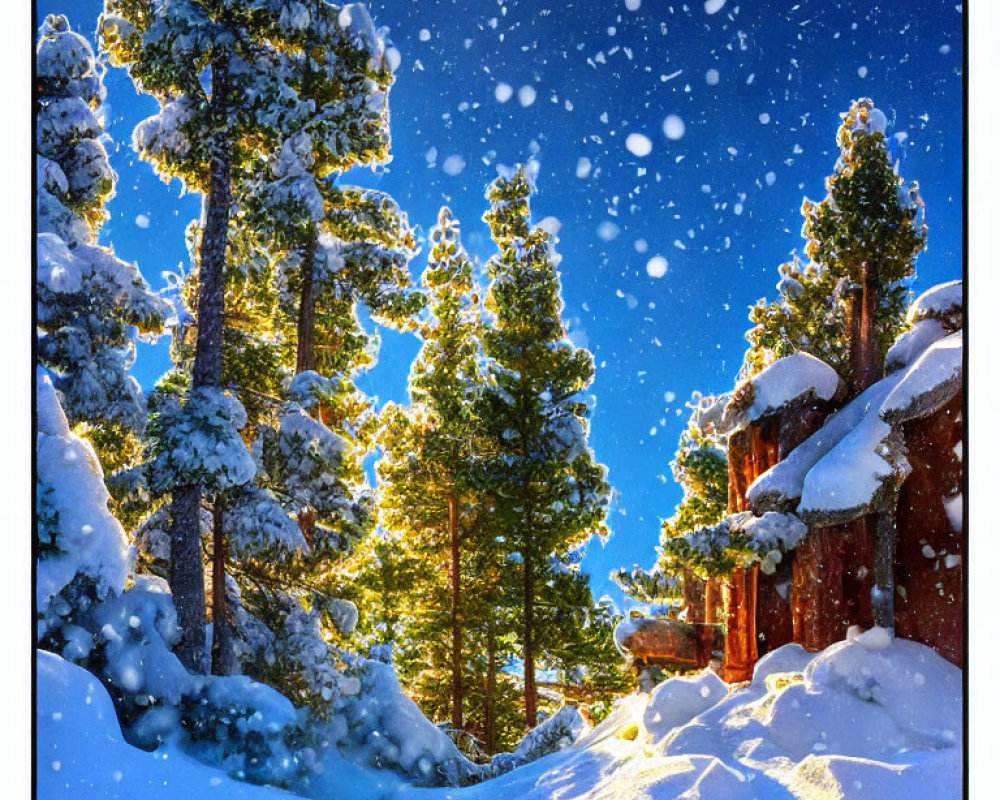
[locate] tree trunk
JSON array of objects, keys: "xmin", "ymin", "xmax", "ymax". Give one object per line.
[
  {"xmin": 191, "ymin": 58, "xmax": 233, "ymax": 391},
  {"xmin": 846, "ymin": 283, "xmax": 864, "ymax": 396},
  {"xmin": 485, "ymin": 623, "xmax": 497, "ymax": 755},
  {"xmin": 211, "ymin": 497, "xmax": 235, "ymax": 676},
  {"xmin": 295, "ymin": 233, "xmax": 318, "ymax": 374},
  {"xmin": 169, "ymin": 50, "xmax": 234, "ymax": 674},
  {"xmin": 683, "ymin": 570, "xmax": 706, "ymax": 625},
  {"xmin": 523, "ymin": 550, "xmax": 537, "ymax": 729},
  {"xmin": 856, "ymin": 264, "xmax": 881, "ymax": 393},
  {"xmin": 704, "ymin": 578, "xmax": 719, "ymax": 624},
  {"xmin": 449, "ymin": 494, "xmax": 464, "ymax": 731},
  {"xmin": 169, "ymin": 485, "xmax": 207, "ymax": 673}
]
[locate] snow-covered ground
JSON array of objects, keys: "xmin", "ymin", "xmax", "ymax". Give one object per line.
[{"xmin": 38, "ymin": 628, "xmax": 962, "ymax": 800}]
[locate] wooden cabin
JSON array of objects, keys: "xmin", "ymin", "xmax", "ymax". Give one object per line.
[{"xmin": 617, "ymin": 281, "xmax": 963, "ymax": 683}]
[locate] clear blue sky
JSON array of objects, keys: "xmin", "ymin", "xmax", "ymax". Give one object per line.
[{"xmin": 37, "ymin": 0, "xmax": 963, "ymax": 608}]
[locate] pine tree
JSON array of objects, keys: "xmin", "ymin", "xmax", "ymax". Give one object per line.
[
  {"xmin": 121, "ymin": 2, "xmax": 415, "ymax": 683},
  {"xmin": 100, "ymin": 0, "xmax": 337, "ymax": 671},
  {"xmin": 376, "ymin": 207, "xmax": 482, "ymax": 731},
  {"xmin": 741, "ymin": 254, "xmax": 850, "ymax": 379},
  {"xmin": 800, "ymin": 98, "xmax": 926, "ymax": 394},
  {"xmin": 614, "ymin": 396, "xmax": 728, "ymax": 618},
  {"xmin": 655, "ymin": 410, "xmax": 732, "ymax": 594},
  {"xmin": 535, "ymin": 569, "xmax": 632, "ymax": 711},
  {"xmin": 219, "ymin": 4, "xmax": 420, "ymax": 688},
  {"xmin": 36, "ymin": 14, "xmax": 168, "ymax": 465},
  {"xmin": 478, "ymin": 166, "xmax": 611, "ymax": 728}
]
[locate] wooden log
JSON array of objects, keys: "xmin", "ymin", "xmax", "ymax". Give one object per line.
[
  {"xmin": 619, "ymin": 617, "xmax": 723, "ymax": 671},
  {"xmin": 683, "ymin": 570, "xmax": 706, "ymax": 625},
  {"xmin": 722, "ymin": 418, "xmax": 782, "ymax": 677},
  {"xmin": 756, "ymin": 560, "xmax": 794, "ymax": 655},
  {"xmin": 792, "ymin": 518, "xmax": 874, "ymax": 651},
  {"xmin": 722, "ymin": 566, "xmax": 758, "ymax": 682},
  {"xmin": 894, "ymin": 392, "xmax": 963, "ymax": 666}
]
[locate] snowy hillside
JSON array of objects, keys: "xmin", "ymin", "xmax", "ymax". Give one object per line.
[{"xmin": 39, "ymin": 628, "xmax": 961, "ymax": 800}]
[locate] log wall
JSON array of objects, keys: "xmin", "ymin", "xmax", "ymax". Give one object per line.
[
  {"xmin": 894, "ymin": 392, "xmax": 964, "ymax": 666},
  {"xmin": 791, "ymin": 516, "xmax": 875, "ymax": 651}
]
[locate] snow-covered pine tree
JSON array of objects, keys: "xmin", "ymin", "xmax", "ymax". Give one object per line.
[
  {"xmin": 800, "ymin": 98, "xmax": 926, "ymax": 395},
  {"xmin": 478, "ymin": 165, "xmax": 611, "ymax": 728},
  {"xmin": 647, "ymin": 402, "xmax": 733, "ymax": 622},
  {"xmin": 99, "ymin": 0, "xmax": 329, "ymax": 671},
  {"xmin": 376, "ymin": 207, "xmax": 482, "ymax": 731},
  {"xmin": 656, "ymin": 409, "xmax": 730, "ymax": 574},
  {"xmin": 36, "ymin": 15, "xmax": 168, "ymax": 468},
  {"xmin": 205, "ymin": 3, "xmax": 421, "ymax": 688},
  {"xmin": 230, "ymin": 1, "xmax": 420, "ymax": 375}
]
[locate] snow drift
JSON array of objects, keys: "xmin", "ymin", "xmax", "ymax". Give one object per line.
[{"xmin": 38, "ymin": 630, "xmax": 961, "ymax": 800}]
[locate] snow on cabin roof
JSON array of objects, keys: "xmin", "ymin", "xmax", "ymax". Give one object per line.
[
  {"xmin": 796, "ymin": 390, "xmax": 910, "ymax": 525},
  {"xmin": 885, "ymin": 317, "xmax": 949, "ymax": 373},
  {"xmin": 746, "ymin": 373, "xmax": 903, "ymax": 516},
  {"xmin": 722, "ymin": 352, "xmax": 844, "ymax": 433},
  {"xmin": 906, "ymin": 279, "xmax": 962, "ymax": 330},
  {"xmin": 881, "ymin": 331, "xmax": 962, "ymax": 425},
  {"xmin": 747, "ymin": 284, "xmax": 963, "ymax": 528}
]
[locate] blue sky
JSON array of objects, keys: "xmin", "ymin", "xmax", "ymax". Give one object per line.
[{"xmin": 37, "ymin": 0, "xmax": 963, "ymax": 608}]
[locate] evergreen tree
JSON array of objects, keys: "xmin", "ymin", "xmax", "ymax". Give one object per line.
[
  {"xmin": 100, "ymin": 0, "xmax": 343, "ymax": 671},
  {"xmin": 535, "ymin": 564, "xmax": 632, "ymax": 708},
  {"xmin": 376, "ymin": 207, "xmax": 482, "ymax": 731},
  {"xmin": 109, "ymin": 2, "xmax": 415, "ymax": 686},
  {"xmin": 193, "ymin": 3, "xmax": 421, "ymax": 686},
  {"xmin": 36, "ymin": 15, "xmax": 168, "ymax": 466},
  {"xmin": 799, "ymin": 98, "xmax": 925, "ymax": 394},
  {"xmin": 743, "ymin": 102, "xmax": 924, "ymax": 387},
  {"xmin": 614, "ymin": 396, "xmax": 728, "ymax": 614},
  {"xmin": 478, "ymin": 165, "xmax": 611, "ymax": 728}
]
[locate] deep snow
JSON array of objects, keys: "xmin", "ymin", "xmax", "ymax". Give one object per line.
[{"xmin": 38, "ymin": 628, "xmax": 962, "ymax": 800}]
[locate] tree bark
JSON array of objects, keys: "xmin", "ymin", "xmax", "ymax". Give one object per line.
[
  {"xmin": 168, "ymin": 50, "xmax": 234, "ymax": 674},
  {"xmin": 449, "ymin": 494, "xmax": 464, "ymax": 731},
  {"xmin": 722, "ymin": 566, "xmax": 758, "ymax": 683},
  {"xmin": 169, "ymin": 485, "xmax": 207, "ymax": 673},
  {"xmin": 683, "ymin": 570, "xmax": 706, "ymax": 625},
  {"xmin": 704, "ymin": 578, "xmax": 719, "ymax": 624},
  {"xmin": 485, "ymin": 623, "xmax": 497, "ymax": 755},
  {"xmin": 523, "ymin": 550, "xmax": 537, "ymax": 729},
  {"xmin": 211, "ymin": 497, "xmax": 235, "ymax": 676},
  {"xmin": 856, "ymin": 264, "xmax": 881, "ymax": 393},
  {"xmin": 846, "ymin": 283, "xmax": 864, "ymax": 396},
  {"xmin": 295, "ymin": 233, "xmax": 318, "ymax": 374}
]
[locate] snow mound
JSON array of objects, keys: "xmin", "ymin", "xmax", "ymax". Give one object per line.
[
  {"xmin": 723, "ymin": 353, "xmax": 843, "ymax": 432},
  {"xmin": 37, "ymin": 650, "xmax": 286, "ymax": 798},
  {"xmin": 642, "ymin": 669, "xmax": 727, "ymax": 742},
  {"xmin": 39, "ymin": 634, "xmax": 961, "ymax": 800},
  {"xmin": 396, "ymin": 635, "xmax": 959, "ymax": 800}
]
